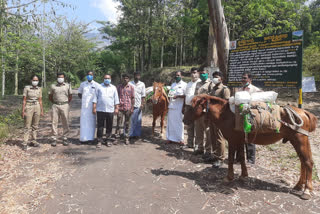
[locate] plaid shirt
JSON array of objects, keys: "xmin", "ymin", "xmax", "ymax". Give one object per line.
[{"xmin": 117, "ymin": 83, "xmax": 135, "ymax": 111}]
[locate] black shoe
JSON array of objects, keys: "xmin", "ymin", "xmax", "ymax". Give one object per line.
[
  {"xmin": 247, "ymin": 160, "xmax": 255, "ymax": 164},
  {"xmin": 193, "ymin": 150, "xmax": 204, "ymax": 155},
  {"xmin": 202, "ymin": 153, "xmax": 211, "ymax": 160},
  {"xmin": 203, "ymin": 156, "xmax": 217, "ymax": 163},
  {"xmin": 106, "ymin": 142, "xmax": 112, "ymax": 147},
  {"xmin": 51, "ymin": 142, "xmax": 57, "ymax": 147},
  {"xmin": 212, "ymin": 160, "xmax": 223, "ymax": 168},
  {"xmin": 187, "ymin": 145, "xmax": 194, "ymax": 148},
  {"xmin": 22, "ymin": 144, "xmax": 28, "ymax": 151}
]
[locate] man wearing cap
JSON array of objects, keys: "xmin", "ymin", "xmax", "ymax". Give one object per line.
[
  {"xmin": 129, "ymin": 72, "xmax": 146, "ymax": 140},
  {"xmin": 49, "ymin": 73, "xmax": 72, "ymax": 146}
]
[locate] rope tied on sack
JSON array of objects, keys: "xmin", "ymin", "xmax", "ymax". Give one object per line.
[
  {"xmin": 282, "ymin": 105, "xmax": 304, "ymax": 127},
  {"xmin": 278, "ymin": 105, "xmax": 309, "ymax": 136}
]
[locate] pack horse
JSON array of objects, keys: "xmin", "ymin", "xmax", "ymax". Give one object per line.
[{"xmin": 184, "ymin": 94, "xmax": 317, "ymax": 200}]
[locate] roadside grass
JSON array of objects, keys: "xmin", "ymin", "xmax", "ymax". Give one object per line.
[{"xmin": 0, "ymin": 87, "xmax": 51, "ymax": 144}]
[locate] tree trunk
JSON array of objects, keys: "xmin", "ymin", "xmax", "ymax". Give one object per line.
[
  {"xmin": 42, "ymin": 1, "xmax": 46, "ymax": 88},
  {"xmin": 175, "ymin": 40, "xmax": 178, "ymax": 67},
  {"xmin": 160, "ymin": 1, "xmax": 165, "ymax": 69},
  {"xmin": 183, "ymin": 36, "xmax": 186, "ymax": 65},
  {"xmin": 207, "ymin": 0, "xmax": 229, "ymax": 81},
  {"xmin": 207, "ymin": 19, "xmax": 218, "ymax": 67},
  {"xmin": 180, "ymin": 32, "xmax": 183, "ymax": 66},
  {"xmin": 147, "ymin": 7, "xmax": 152, "ymax": 71},
  {"xmin": 141, "ymin": 39, "xmax": 145, "ymax": 73}
]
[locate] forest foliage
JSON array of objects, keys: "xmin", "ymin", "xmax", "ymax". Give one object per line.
[{"xmin": 0, "ymin": 0, "xmax": 319, "ymax": 96}]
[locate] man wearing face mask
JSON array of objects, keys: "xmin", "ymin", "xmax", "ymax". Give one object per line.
[
  {"xmin": 166, "ymin": 71, "xmax": 187, "ymax": 145},
  {"xmin": 209, "ymin": 71, "xmax": 230, "ymax": 168},
  {"xmin": 129, "ymin": 72, "xmax": 146, "ymax": 141},
  {"xmin": 238, "ymin": 72, "xmax": 262, "ymax": 164},
  {"xmin": 49, "ymin": 73, "xmax": 72, "ymax": 147},
  {"xmin": 184, "ymin": 67, "xmax": 201, "ymax": 148},
  {"xmin": 194, "ymin": 67, "xmax": 215, "ymax": 159},
  {"xmin": 93, "ymin": 74, "xmax": 119, "ymax": 148},
  {"xmin": 116, "ymin": 73, "xmax": 135, "ymax": 145}
]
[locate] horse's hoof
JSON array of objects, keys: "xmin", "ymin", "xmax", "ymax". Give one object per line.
[
  {"xmin": 300, "ymin": 192, "xmax": 312, "ymax": 200},
  {"xmin": 223, "ymin": 177, "xmax": 233, "ymax": 183},
  {"xmin": 239, "ymin": 176, "xmax": 249, "ymax": 182}
]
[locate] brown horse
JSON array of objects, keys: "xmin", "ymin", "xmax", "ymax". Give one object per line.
[
  {"xmin": 183, "ymin": 94, "xmax": 317, "ymax": 200},
  {"xmin": 152, "ymin": 82, "xmax": 169, "ymax": 136}
]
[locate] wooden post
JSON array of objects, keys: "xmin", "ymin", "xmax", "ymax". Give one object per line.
[{"xmin": 207, "ymin": 0, "xmax": 229, "ymax": 81}]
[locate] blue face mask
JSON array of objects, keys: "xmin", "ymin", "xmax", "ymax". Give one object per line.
[
  {"xmin": 104, "ymin": 79, "xmax": 111, "ymax": 85},
  {"xmin": 87, "ymin": 75, "xmax": 93, "ymax": 81}
]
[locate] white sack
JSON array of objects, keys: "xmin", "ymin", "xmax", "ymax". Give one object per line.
[
  {"xmin": 235, "ymin": 91, "xmax": 251, "ymax": 105},
  {"xmin": 251, "ymin": 91, "xmax": 278, "ymax": 103}
]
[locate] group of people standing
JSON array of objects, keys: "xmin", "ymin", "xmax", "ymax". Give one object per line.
[
  {"xmin": 78, "ymin": 71, "xmax": 146, "ymax": 148},
  {"xmin": 21, "ymin": 71, "xmax": 145, "ymax": 150},
  {"xmin": 166, "ymin": 67, "xmax": 261, "ymax": 168},
  {"xmin": 21, "ymin": 68, "xmax": 260, "ymax": 167}
]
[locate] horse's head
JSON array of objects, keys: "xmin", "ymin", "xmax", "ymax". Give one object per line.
[
  {"xmin": 183, "ymin": 94, "xmax": 228, "ymax": 125},
  {"xmin": 152, "ymin": 82, "xmax": 164, "ymax": 104}
]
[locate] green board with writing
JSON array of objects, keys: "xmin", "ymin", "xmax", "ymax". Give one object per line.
[{"xmin": 227, "ymin": 31, "xmax": 303, "ymax": 88}]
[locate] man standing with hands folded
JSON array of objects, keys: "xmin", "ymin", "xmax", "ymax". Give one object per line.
[{"xmin": 93, "ymin": 74, "xmax": 119, "ymax": 148}]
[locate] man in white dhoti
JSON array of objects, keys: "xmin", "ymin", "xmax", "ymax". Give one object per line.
[
  {"xmin": 78, "ymin": 71, "xmax": 99, "ymax": 143},
  {"xmin": 166, "ymin": 71, "xmax": 187, "ymax": 144}
]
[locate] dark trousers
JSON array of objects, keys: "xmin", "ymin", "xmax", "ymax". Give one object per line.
[
  {"xmin": 245, "ymin": 143, "xmax": 256, "ymax": 163},
  {"xmin": 97, "ymin": 112, "xmax": 114, "ymax": 139}
]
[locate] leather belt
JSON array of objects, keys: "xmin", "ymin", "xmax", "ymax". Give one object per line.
[{"xmin": 54, "ymin": 101, "xmax": 68, "ymax": 105}]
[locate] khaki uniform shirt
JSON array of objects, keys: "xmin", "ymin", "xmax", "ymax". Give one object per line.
[
  {"xmin": 195, "ymin": 79, "xmax": 215, "ymax": 95},
  {"xmin": 23, "ymin": 86, "xmax": 42, "ymax": 102},
  {"xmin": 210, "ymin": 83, "xmax": 230, "ymax": 100},
  {"xmin": 50, "ymin": 83, "xmax": 72, "ymax": 103}
]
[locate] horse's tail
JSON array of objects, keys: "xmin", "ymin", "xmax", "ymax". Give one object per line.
[{"xmin": 304, "ymin": 110, "xmax": 318, "ymax": 132}]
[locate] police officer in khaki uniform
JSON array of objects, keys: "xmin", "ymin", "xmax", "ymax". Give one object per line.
[
  {"xmin": 194, "ymin": 67, "xmax": 215, "ymax": 159},
  {"xmin": 49, "ymin": 73, "xmax": 72, "ymax": 146},
  {"xmin": 209, "ymin": 71, "xmax": 231, "ymax": 168},
  {"xmin": 22, "ymin": 75, "xmax": 44, "ymax": 150}
]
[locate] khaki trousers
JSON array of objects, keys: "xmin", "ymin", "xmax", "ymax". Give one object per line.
[
  {"xmin": 185, "ymin": 106, "xmax": 195, "ymax": 147},
  {"xmin": 24, "ymin": 103, "xmax": 41, "ymax": 144},
  {"xmin": 195, "ymin": 115, "xmax": 212, "ymax": 153},
  {"xmin": 210, "ymin": 124, "xmax": 226, "ymax": 160},
  {"xmin": 51, "ymin": 103, "xmax": 70, "ymax": 139}
]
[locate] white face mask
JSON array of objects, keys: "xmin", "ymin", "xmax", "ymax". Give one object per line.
[
  {"xmin": 57, "ymin": 78, "xmax": 64, "ymax": 84},
  {"xmin": 212, "ymin": 78, "xmax": 220, "ymax": 84},
  {"xmin": 32, "ymin": 81, "xmax": 39, "ymax": 86}
]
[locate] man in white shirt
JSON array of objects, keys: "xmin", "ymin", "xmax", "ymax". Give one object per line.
[
  {"xmin": 166, "ymin": 71, "xmax": 187, "ymax": 144},
  {"xmin": 238, "ymin": 72, "xmax": 262, "ymax": 164},
  {"xmin": 92, "ymin": 74, "xmax": 119, "ymax": 148},
  {"xmin": 78, "ymin": 71, "xmax": 99, "ymax": 143},
  {"xmin": 129, "ymin": 72, "xmax": 146, "ymax": 140},
  {"xmin": 184, "ymin": 67, "xmax": 200, "ymax": 148}
]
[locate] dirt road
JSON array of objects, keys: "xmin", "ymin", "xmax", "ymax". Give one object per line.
[{"xmin": 1, "ymin": 94, "xmax": 320, "ymax": 214}]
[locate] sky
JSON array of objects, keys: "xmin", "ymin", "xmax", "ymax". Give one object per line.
[{"xmin": 58, "ymin": 0, "xmax": 121, "ymax": 32}]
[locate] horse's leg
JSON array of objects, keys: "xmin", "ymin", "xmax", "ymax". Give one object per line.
[
  {"xmin": 160, "ymin": 112, "xmax": 165, "ymax": 137},
  {"xmin": 239, "ymin": 143, "xmax": 248, "ymax": 179},
  {"xmin": 152, "ymin": 115, "xmax": 157, "ymax": 137},
  {"xmin": 224, "ymin": 141, "xmax": 236, "ymax": 182},
  {"xmin": 290, "ymin": 135, "xmax": 314, "ymax": 200}
]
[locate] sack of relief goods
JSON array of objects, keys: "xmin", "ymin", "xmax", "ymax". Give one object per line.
[
  {"xmin": 251, "ymin": 91, "xmax": 278, "ymax": 103},
  {"xmin": 234, "ymin": 91, "xmax": 251, "ymax": 105},
  {"xmin": 234, "ymin": 102, "xmax": 281, "ymax": 134}
]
